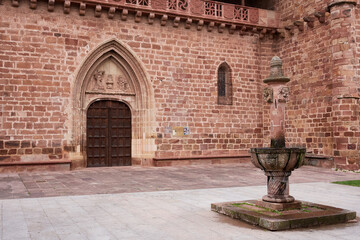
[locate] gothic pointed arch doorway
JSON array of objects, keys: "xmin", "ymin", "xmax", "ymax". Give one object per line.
[{"xmin": 72, "ymin": 39, "xmax": 156, "ymax": 167}]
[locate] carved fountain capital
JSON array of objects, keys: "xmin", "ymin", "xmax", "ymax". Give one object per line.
[{"xmin": 263, "ymin": 56, "xmax": 290, "ymax": 84}]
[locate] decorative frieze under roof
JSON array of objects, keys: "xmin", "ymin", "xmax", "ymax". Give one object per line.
[{"xmin": 10, "ymin": 0, "xmax": 280, "ymax": 37}]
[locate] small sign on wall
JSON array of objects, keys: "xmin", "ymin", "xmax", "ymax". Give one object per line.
[
  {"xmin": 172, "ymin": 127, "xmax": 189, "ymax": 137},
  {"xmin": 183, "ymin": 127, "xmax": 189, "ymax": 136}
]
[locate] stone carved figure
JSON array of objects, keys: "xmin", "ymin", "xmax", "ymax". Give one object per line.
[
  {"xmin": 106, "ymin": 74, "xmax": 114, "ymax": 89},
  {"xmin": 279, "ymin": 87, "xmax": 290, "ymax": 102},
  {"xmin": 117, "ymin": 76, "xmax": 129, "ymax": 91},
  {"xmin": 92, "ymin": 70, "xmax": 105, "ymax": 90},
  {"xmin": 264, "ymin": 87, "xmax": 273, "ymax": 103}
]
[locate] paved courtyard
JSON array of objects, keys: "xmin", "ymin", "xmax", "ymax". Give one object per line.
[
  {"xmin": 0, "ymin": 163, "xmax": 359, "ymax": 199},
  {"xmin": 0, "ymin": 164, "xmax": 359, "ymax": 239}
]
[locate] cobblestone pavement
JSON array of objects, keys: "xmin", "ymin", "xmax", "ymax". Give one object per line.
[{"xmin": 0, "ymin": 163, "xmax": 359, "ymax": 199}]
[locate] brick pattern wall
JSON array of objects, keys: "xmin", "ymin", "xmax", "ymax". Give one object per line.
[
  {"xmin": 274, "ymin": 0, "xmax": 360, "ymax": 169},
  {"xmin": 330, "ymin": 2, "xmax": 359, "ymax": 170},
  {"xmin": 273, "ymin": 0, "xmax": 333, "ymax": 155},
  {"xmin": 332, "ymin": 98, "xmax": 360, "ymax": 169},
  {"xmin": 150, "ymin": 31, "xmax": 265, "ymax": 158},
  {"xmin": 0, "ymin": 1, "xmax": 267, "ymax": 163}
]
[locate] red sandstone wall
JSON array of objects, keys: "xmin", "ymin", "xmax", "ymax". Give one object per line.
[
  {"xmin": 274, "ymin": 0, "xmax": 360, "ymax": 169},
  {"xmin": 0, "ymin": 1, "xmax": 267, "ymax": 163},
  {"xmin": 272, "ymin": 0, "xmax": 333, "ymax": 156}
]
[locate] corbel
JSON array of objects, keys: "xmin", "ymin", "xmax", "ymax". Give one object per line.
[
  {"xmin": 284, "ymin": 25, "xmax": 294, "ymax": 35},
  {"xmin": 277, "ymin": 28, "xmax": 285, "ymax": 38},
  {"xmin": 148, "ymin": 13, "xmax": 155, "ymax": 24},
  {"xmin": 229, "ymin": 24, "xmax": 236, "ymax": 34},
  {"xmin": 185, "ymin": 18, "xmax": 192, "ymax": 29},
  {"xmin": 108, "ymin": 7, "xmax": 116, "ymax": 19},
  {"xmin": 218, "ymin": 23, "xmax": 225, "ymax": 33},
  {"xmin": 269, "ymin": 29, "xmax": 276, "ymax": 39},
  {"xmin": 48, "ymin": 0, "xmax": 55, "ymax": 12},
  {"xmin": 314, "ymin": 11, "xmax": 325, "ymax": 23},
  {"xmin": 11, "ymin": 0, "xmax": 19, "ymax": 7},
  {"xmin": 30, "ymin": 0, "xmax": 37, "ymax": 9},
  {"xmin": 294, "ymin": 21, "xmax": 304, "ymax": 31},
  {"xmin": 79, "ymin": 3, "xmax": 86, "ymax": 16},
  {"xmin": 197, "ymin": 20, "xmax": 204, "ymax": 31},
  {"xmin": 95, "ymin": 5, "xmax": 102, "ymax": 18},
  {"xmin": 239, "ymin": 26, "xmax": 247, "ymax": 35},
  {"xmin": 161, "ymin": 15, "xmax": 168, "ymax": 26},
  {"xmin": 64, "ymin": 0, "xmax": 71, "ymax": 14},
  {"xmin": 135, "ymin": 11, "xmax": 142, "ymax": 23},
  {"xmin": 259, "ymin": 28, "xmax": 266, "ymax": 39},
  {"xmin": 121, "ymin": 9, "xmax": 128, "ymax": 21},
  {"xmin": 207, "ymin": 22, "xmax": 215, "ymax": 32},
  {"xmin": 303, "ymin": 16, "xmax": 315, "ymax": 28},
  {"xmin": 173, "ymin": 17, "xmax": 180, "ymax": 28},
  {"xmin": 250, "ymin": 27, "xmax": 258, "ymax": 36}
]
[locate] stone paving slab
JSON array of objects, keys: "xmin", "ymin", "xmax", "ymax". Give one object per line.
[
  {"xmin": 0, "ymin": 182, "xmax": 359, "ymax": 240},
  {"xmin": 0, "ymin": 163, "xmax": 359, "ymax": 199}
]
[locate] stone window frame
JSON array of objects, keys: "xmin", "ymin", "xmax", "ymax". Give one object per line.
[{"xmin": 217, "ymin": 62, "xmax": 233, "ymax": 105}]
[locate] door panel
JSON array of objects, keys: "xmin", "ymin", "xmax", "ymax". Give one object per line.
[{"xmin": 87, "ymin": 100, "xmax": 131, "ymax": 167}]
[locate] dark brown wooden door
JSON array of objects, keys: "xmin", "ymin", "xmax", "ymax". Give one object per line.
[{"xmin": 87, "ymin": 100, "xmax": 131, "ymax": 167}]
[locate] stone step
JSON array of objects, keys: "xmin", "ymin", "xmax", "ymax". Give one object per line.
[
  {"xmin": 0, "ymin": 160, "xmax": 71, "ymax": 173},
  {"xmin": 153, "ymin": 154, "xmax": 251, "ymax": 167},
  {"xmin": 304, "ymin": 154, "xmax": 334, "ymax": 168}
]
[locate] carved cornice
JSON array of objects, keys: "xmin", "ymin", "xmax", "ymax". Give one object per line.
[{"xmin": 7, "ymin": 0, "xmax": 279, "ymax": 37}]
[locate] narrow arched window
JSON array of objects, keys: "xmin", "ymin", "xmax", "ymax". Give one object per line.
[{"xmin": 217, "ymin": 63, "xmax": 232, "ymax": 105}]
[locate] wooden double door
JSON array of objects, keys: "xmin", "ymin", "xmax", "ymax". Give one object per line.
[{"xmin": 86, "ymin": 100, "xmax": 131, "ymax": 167}]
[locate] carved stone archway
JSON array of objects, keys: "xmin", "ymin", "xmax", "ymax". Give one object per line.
[{"xmin": 72, "ymin": 39, "xmax": 156, "ymax": 166}]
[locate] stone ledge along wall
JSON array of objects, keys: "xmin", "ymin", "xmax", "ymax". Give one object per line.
[
  {"xmin": 0, "ymin": 1, "xmax": 272, "ymax": 165},
  {"xmin": 273, "ymin": 0, "xmax": 360, "ymax": 170}
]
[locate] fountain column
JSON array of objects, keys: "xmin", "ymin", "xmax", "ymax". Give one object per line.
[
  {"xmin": 262, "ymin": 57, "xmax": 292, "ymax": 203},
  {"xmin": 263, "ymin": 56, "xmax": 290, "ymax": 148}
]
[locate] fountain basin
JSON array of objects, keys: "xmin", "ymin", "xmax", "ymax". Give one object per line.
[{"xmin": 250, "ymin": 147, "xmax": 306, "ymax": 172}]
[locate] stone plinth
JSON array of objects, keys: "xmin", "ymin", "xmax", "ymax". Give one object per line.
[{"xmin": 211, "ymin": 200, "xmax": 356, "ymax": 231}]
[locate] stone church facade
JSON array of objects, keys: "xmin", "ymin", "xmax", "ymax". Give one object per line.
[{"xmin": 0, "ymin": 0, "xmax": 359, "ymax": 171}]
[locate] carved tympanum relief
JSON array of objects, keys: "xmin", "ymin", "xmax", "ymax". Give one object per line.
[{"xmin": 86, "ymin": 58, "xmax": 135, "ymax": 95}]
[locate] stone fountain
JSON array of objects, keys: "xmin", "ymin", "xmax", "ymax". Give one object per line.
[
  {"xmin": 250, "ymin": 56, "xmax": 306, "ymax": 209},
  {"xmin": 211, "ymin": 57, "xmax": 356, "ymax": 231}
]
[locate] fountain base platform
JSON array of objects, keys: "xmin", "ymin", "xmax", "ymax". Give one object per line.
[{"xmin": 211, "ymin": 200, "xmax": 356, "ymax": 231}]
